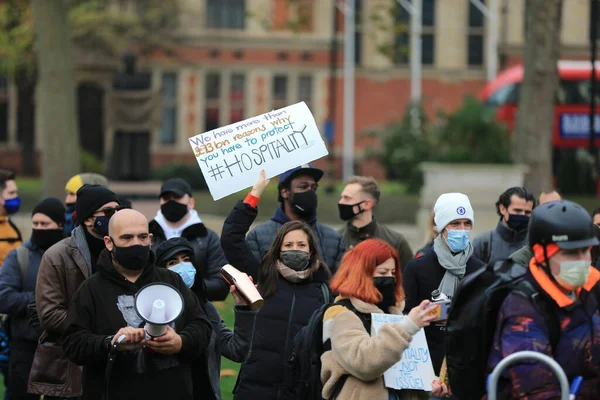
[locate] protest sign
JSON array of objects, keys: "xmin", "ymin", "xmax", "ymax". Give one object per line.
[
  {"xmin": 188, "ymin": 102, "xmax": 329, "ymax": 200},
  {"xmin": 370, "ymin": 313, "xmax": 436, "ymax": 391}
]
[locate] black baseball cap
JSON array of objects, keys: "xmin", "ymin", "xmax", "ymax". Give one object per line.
[
  {"xmin": 160, "ymin": 178, "xmax": 193, "ymax": 198},
  {"xmin": 155, "ymin": 237, "xmax": 195, "ymax": 268}
]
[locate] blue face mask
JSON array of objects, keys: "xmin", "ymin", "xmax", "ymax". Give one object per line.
[
  {"xmin": 170, "ymin": 262, "xmax": 197, "ymax": 288},
  {"xmin": 3, "ymin": 196, "xmax": 21, "ymax": 215},
  {"xmin": 445, "ymin": 229, "xmax": 471, "ymax": 253}
]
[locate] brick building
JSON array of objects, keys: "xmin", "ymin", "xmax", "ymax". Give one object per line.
[{"xmin": 0, "ymin": 0, "xmax": 595, "ymax": 179}]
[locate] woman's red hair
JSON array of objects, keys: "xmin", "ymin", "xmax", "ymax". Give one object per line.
[{"xmin": 330, "ymin": 238, "xmax": 404, "ymax": 305}]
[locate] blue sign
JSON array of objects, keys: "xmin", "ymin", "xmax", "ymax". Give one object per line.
[{"xmin": 559, "ymin": 113, "xmax": 600, "ymax": 139}]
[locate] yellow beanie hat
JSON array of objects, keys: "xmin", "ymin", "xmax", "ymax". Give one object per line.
[{"xmin": 65, "ymin": 175, "xmax": 84, "ymax": 194}]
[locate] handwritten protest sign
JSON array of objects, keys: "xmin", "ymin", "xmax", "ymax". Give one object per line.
[
  {"xmin": 188, "ymin": 102, "xmax": 329, "ymax": 200},
  {"xmin": 370, "ymin": 313, "xmax": 436, "ymax": 391}
]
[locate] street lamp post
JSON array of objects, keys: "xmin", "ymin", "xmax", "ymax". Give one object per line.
[{"xmin": 590, "ymin": 0, "xmax": 599, "ymax": 195}]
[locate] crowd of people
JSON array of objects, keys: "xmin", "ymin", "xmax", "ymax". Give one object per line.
[{"xmin": 0, "ymin": 163, "xmax": 598, "ymax": 400}]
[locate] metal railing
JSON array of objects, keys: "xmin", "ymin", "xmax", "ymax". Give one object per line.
[{"xmin": 487, "ymin": 351, "xmax": 570, "ymax": 400}]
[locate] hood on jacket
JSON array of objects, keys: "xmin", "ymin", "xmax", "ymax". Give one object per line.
[
  {"xmin": 149, "ymin": 219, "xmax": 208, "ymax": 240},
  {"xmin": 271, "ymin": 204, "xmax": 317, "ymax": 225},
  {"xmin": 96, "ymin": 248, "xmax": 158, "ymax": 290}
]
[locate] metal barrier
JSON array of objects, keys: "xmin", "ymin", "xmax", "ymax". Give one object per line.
[{"xmin": 487, "ymin": 351, "xmax": 570, "ymax": 400}]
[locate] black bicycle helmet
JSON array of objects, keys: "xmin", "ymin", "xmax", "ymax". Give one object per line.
[{"xmin": 528, "ymin": 200, "xmax": 599, "ymax": 249}]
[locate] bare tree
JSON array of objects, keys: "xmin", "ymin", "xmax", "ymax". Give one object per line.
[
  {"xmin": 32, "ymin": 0, "xmax": 79, "ymax": 198},
  {"xmin": 513, "ymin": 0, "xmax": 563, "ymax": 194}
]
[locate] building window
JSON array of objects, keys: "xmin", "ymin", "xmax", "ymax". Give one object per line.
[
  {"xmin": 421, "ymin": 0, "xmax": 435, "ymax": 65},
  {"xmin": 230, "ymin": 73, "xmax": 245, "ymax": 123},
  {"xmin": 206, "ymin": 0, "xmax": 245, "ymax": 29},
  {"xmin": 272, "ymin": 75, "xmax": 288, "ymax": 110},
  {"xmin": 394, "ymin": 0, "xmax": 436, "ymax": 66},
  {"xmin": 205, "ymin": 72, "xmax": 221, "ymax": 132},
  {"xmin": 298, "ymin": 75, "xmax": 313, "ymax": 109},
  {"xmin": 355, "ymin": 0, "xmax": 362, "ymax": 65},
  {"xmin": 467, "ymin": 0, "xmax": 485, "ymax": 66},
  {"xmin": 160, "ymin": 72, "xmax": 177, "ymax": 145}
]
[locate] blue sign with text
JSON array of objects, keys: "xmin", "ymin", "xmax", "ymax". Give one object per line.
[{"xmin": 559, "ymin": 113, "xmax": 600, "ymax": 139}]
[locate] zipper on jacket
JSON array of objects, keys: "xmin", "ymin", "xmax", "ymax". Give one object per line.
[{"xmin": 277, "ymin": 290, "xmax": 297, "ymax": 399}]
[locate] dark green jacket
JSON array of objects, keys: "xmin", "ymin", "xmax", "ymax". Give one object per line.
[
  {"xmin": 338, "ymin": 219, "xmax": 413, "ymax": 270},
  {"xmin": 509, "ymin": 245, "xmax": 534, "ymax": 266}
]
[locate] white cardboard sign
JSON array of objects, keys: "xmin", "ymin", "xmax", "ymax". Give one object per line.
[
  {"xmin": 188, "ymin": 102, "xmax": 329, "ymax": 200},
  {"xmin": 370, "ymin": 313, "xmax": 436, "ymax": 391}
]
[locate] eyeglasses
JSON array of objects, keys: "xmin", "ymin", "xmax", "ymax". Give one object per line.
[{"xmin": 94, "ymin": 205, "xmax": 127, "ymax": 218}]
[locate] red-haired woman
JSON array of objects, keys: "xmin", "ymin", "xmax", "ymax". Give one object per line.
[{"xmin": 321, "ymin": 238, "xmax": 435, "ymax": 400}]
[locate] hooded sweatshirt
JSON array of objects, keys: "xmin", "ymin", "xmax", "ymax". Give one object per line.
[{"xmin": 62, "ymin": 249, "xmax": 212, "ymax": 400}]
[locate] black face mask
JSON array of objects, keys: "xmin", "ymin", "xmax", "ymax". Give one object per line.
[
  {"xmin": 31, "ymin": 229, "xmax": 64, "ymax": 250},
  {"xmin": 93, "ymin": 216, "xmax": 111, "ymax": 237},
  {"xmin": 65, "ymin": 203, "xmax": 76, "ymax": 213},
  {"xmin": 291, "ymin": 190, "xmax": 318, "ymax": 218},
  {"xmin": 161, "ymin": 200, "xmax": 189, "ymax": 223},
  {"xmin": 506, "ymin": 214, "xmax": 530, "ymax": 232},
  {"xmin": 338, "ymin": 201, "xmax": 366, "ymax": 221},
  {"xmin": 373, "ymin": 276, "xmax": 396, "ymax": 311},
  {"xmin": 111, "ymin": 241, "xmax": 150, "ymax": 271},
  {"xmin": 280, "ymin": 250, "xmax": 311, "ymax": 271}
]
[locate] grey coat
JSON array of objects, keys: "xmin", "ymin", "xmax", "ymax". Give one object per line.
[
  {"xmin": 472, "ymin": 221, "xmax": 529, "ymax": 265},
  {"xmin": 246, "ymin": 206, "xmax": 345, "ymax": 274},
  {"xmin": 201, "ymin": 301, "xmax": 255, "ymax": 400},
  {"xmin": 0, "ymin": 240, "xmax": 42, "ymax": 342}
]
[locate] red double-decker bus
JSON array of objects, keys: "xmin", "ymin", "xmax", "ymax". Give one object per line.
[{"xmin": 481, "ymin": 60, "xmax": 600, "ymax": 149}]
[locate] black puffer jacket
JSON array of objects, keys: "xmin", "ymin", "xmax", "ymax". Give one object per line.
[
  {"xmin": 150, "ymin": 220, "xmax": 229, "ymax": 301},
  {"xmin": 221, "ymin": 200, "xmax": 331, "ymax": 400}
]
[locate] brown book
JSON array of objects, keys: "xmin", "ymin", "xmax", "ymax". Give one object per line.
[{"xmin": 220, "ymin": 264, "xmax": 265, "ymax": 311}]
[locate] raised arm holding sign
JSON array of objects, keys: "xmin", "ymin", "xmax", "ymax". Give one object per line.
[{"xmin": 189, "ymin": 102, "xmax": 328, "ymax": 201}]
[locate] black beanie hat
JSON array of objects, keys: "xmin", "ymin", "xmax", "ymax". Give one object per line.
[
  {"xmin": 75, "ymin": 184, "xmax": 119, "ymax": 226},
  {"xmin": 32, "ymin": 198, "xmax": 66, "ymax": 225}
]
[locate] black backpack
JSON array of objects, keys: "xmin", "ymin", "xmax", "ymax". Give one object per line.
[
  {"xmin": 288, "ymin": 298, "xmax": 370, "ymax": 400},
  {"xmin": 445, "ymin": 260, "xmax": 560, "ymax": 400}
]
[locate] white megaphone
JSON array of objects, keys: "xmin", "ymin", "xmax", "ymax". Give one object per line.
[{"xmin": 134, "ymin": 283, "xmax": 184, "ymax": 339}]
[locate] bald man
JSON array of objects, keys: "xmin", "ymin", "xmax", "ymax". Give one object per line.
[
  {"xmin": 62, "ymin": 209, "xmax": 212, "ymax": 400},
  {"xmin": 509, "ymin": 190, "xmax": 562, "ymax": 265}
]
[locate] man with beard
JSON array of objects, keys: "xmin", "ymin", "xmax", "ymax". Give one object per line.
[
  {"xmin": 0, "ymin": 198, "xmax": 66, "ymax": 400},
  {"xmin": 29, "ymin": 185, "xmax": 120, "ymax": 400},
  {"xmin": 149, "ymin": 178, "xmax": 229, "ymax": 301},
  {"xmin": 242, "ymin": 164, "xmax": 345, "ymax": 273},
  {"xmin": 63, "ymin": 209, "xmax": 212, "ymax": 400}
]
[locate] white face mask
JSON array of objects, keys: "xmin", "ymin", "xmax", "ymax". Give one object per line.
[{"xmin": 555, "ymin": 260, "xmax": 590, "ymax": 289}]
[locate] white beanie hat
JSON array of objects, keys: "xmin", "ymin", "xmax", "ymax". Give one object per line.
[{"xmin": 434, "ymin": 193, "xmax": 474, "ymax": 231}]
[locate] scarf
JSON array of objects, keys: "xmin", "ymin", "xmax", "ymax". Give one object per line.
[
  {"xmin": 433, "ymin": 234, "xmax": 473, "ymax": 299},
  {"xmin": 276, "ymin": 259, "xmax": 320, "ymax": 283}
]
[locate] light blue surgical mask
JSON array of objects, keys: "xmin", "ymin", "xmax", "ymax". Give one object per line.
[
  {"xmin": 445, "ymin": 229, "xmax": 471, "ymax": 253},
  {"xmin": 170, "ymin": 262, "xmax": 197, "ymax": 288}
]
